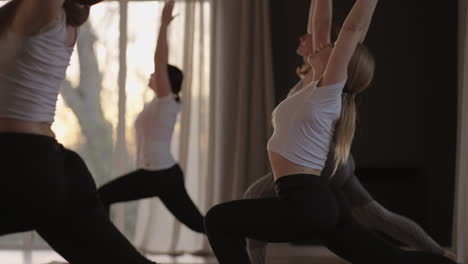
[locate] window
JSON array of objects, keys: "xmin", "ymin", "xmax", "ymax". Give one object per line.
[{"xmin": 0, "ymin": 1, "xmax": 211, "ymax": 262}]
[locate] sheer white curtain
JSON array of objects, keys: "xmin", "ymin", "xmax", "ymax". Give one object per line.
[
  {"xmin": 454, "ymin": 0, "xmax": 468, "ymax": 263},
  {"xmin": 209, "ymin": 0, "xmax": 275, "ymax": 203}
]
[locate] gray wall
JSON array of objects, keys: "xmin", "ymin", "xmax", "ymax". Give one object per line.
[{"xmin": 269, "ymin": 0, "xmax": 457, "ymax": 245}]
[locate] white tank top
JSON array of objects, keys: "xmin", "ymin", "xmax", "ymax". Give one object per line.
[
  {"xmin": 135, "ymin": 94, "xmax": 181, "ymax": 170},
  {"xmin": 0, "ymin": 10, "xmax": 73, "ymax": 123},
  {"xmin": 267, "ymin": 79, "xmax": 347, "ymax": 170}
]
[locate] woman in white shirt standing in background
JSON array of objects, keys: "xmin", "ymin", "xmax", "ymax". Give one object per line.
[{"xmin": 98, "ymin": 0, "xmax": 205, "ymax": 235}]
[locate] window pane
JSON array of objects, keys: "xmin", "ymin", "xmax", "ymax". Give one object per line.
[
  {"xmin": 0, "ymin": 234, "xmax": 23, "ymax": 248},
  {"xmin": 53, "ymin": 1, "xmax": 120, "ymax": 186},
  {"xmin": 0, "ymin": 0, "xmax": 211, "ymax": 252},
  {"xmin": 0, "ymin": 250, "xmax": 22, "ymax": 264}
]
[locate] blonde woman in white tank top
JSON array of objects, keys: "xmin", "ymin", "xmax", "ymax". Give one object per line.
[
  {"xmin": 0, "ymin": 1, "xmax": 157, "ymax": 263},
  {"xmin": 203, "ymin": 1, "xmax": 382, "ymax": 264},
  {"xmin": 204, "ymin": 1, "xmax": 456, "ymax": 264},
  {"xmin": 205, "ymin": 1, "xmax": 455, "ymax": 263},
  {"xmin": 97, "ymin": 0, "xmax": 205, "ymax": 234}
]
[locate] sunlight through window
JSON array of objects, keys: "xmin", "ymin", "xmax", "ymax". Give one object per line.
[{"xmin": 0, "ymin": 1, "xmax": 211, "ymax": 260}]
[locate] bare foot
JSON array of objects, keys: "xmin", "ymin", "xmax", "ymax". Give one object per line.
[{"xmin": 444, "ymin": 250, "xmax": 457, "ymax": 261}]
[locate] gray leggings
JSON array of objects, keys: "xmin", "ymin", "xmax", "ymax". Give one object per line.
[{"xmin": 243, "ymin": 173, "xmax": 444, "ymax": 264}]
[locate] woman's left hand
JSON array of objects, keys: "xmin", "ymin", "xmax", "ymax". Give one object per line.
[{"xmin": 161, "ymin": 0, "xmax": 176, "ymax": 26}]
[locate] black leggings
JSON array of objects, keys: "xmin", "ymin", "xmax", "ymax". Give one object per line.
[
  {"xmin": 205, "ymin": 174, "xmax": 455, "ymax": 264},
  {"xmin": 321, "ymin": 189, "xmax": 455, "ymax": 264},
  {"xmin": 205, "ymin": 174, "xmax": 340, "ymax": 264},
  {"xmin": 98, "ymin": 165, "xmax": 205, "ymax": 233},
  {"xmin": 0, "ymin": 133, "xmax": 154, "ymax": 264}
]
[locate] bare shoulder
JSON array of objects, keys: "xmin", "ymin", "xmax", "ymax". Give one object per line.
[{"xmin": 12, "ymin": 0, "xmax": 64, "ymax": 35}]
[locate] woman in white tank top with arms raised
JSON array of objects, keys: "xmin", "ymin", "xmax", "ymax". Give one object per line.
[
  {"xmin": 203, "ymin": 1, "xmax": 379, "ymax": 263},
  {"xmin": 98, "ymin": 0, "xmax": 205, "ymax": 234},
  {"xmin": 244, "ymin": 1, "xmax": 457, "ymax": 262},
  {"xmin": 203, "ymin": 1, "xmax": 456, "ymax": 264},
  {"xmin": 0, "ymin": 1, "xmax": 157, "ymax": 263}
]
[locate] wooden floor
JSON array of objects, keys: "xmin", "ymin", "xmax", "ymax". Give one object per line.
[
  {"xmin": 44, "ymin": 258, "xmax": 347, "ymax": 264},
  {"xmin": 0, "ymin": 246, "xmax": 350, "ymax": 264},
  {"xmin": 166, "ymin": 256, "xmax": 349, "ymax": 264},
  {"xmin": 269, "ymin": 257, "xmax": 348, "ymax": 264},
  {"xmin": 266, "ymin": 244, "xmax": 349, "ymax": 264}
]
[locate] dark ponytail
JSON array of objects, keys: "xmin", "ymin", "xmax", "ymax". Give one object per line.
[
  {"xmin": 167, "ymin": 65, "xmax": 184, "ymax": 104},
  {"xmin": 63, "ymin": 0, "xmax": 90, "ymax": 27}
]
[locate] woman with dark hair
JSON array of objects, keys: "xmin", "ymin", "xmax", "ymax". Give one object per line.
[
  {"xmin": 98, "ymin": 0, "xmax": 205, "ymax": 235},
  {"xmin": 203, "ymin": 0, "xmax": 456, "ymax": 263},
  {"xmin": 0, "ymin": 1, "xmax": 156, "ymax": 263}
]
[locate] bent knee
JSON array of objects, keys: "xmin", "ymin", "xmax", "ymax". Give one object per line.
[{"xmin": 204, "ymin": 204, "xmax": 228, "ymax": 232}]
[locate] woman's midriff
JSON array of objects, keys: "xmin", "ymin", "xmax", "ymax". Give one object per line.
[
  {"xmin": 268, "ymin": 151, "xmax": 321, "ymax": 181},
  {"xmin": 0, "ymin": 118, "xmax": 55, "ymax": 138}
]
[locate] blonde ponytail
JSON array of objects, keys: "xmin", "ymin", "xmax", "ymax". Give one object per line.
[
  {"xmin": 331, "ymin": 43, "xmax": 375, "ymax": 177},
  {"xmin": 332, "ymin": 93, "xmax": 356, "ymax": 175}
]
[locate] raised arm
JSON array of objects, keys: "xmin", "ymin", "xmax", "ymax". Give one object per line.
[
  {"xmin": 308, "ymin": 0, "xmax": 332, "ymax": 51},
  {"xmin": 11, "ymin": 0, "xmax": 64, "ymax": 35},
  {"xmin": 321, "ymin": 0, "xmax": 378, "ymax": 86},
  {"xmin": 151, "ymin": 0, "xmax": 175, "ymax": 97}
]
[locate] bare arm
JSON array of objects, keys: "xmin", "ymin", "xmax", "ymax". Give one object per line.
[
  {"xmin": 321, "ymin": 0, "xmax": 378, "ymax": 86},
  {"xmin": 309, "ymin": 0, "xmax": 332, "ymax": 51},
  {"xmin": 359, "ymin": 20, "xmax": 371, "ymax": 43},
  {"xmin": 11, "ymin": 0, "xmax": 64, "ymax": 35},
  {"xmin": 151, "ymin": 0, "xmax": 175, "ymax": 97}
]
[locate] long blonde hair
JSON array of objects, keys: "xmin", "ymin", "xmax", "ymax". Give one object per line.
[
  {"xmin": 332, "ymin": 43, "xmax": 375, "ymax": 176},
  {"xmin": 296, "ymin": 60, "xmax": 311, "ymax": 79}
]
